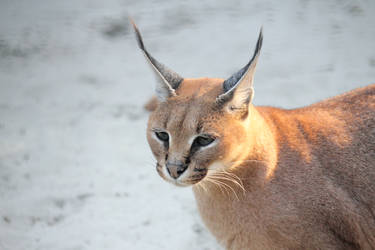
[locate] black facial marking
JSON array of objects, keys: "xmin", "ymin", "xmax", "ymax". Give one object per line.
[
  {"xmin": 194, "ymin": 136, "xmax": 215, "ymax": 147},
  {"xmin": 193, "ymin": 168, "xmax": 206, "ymax": 172},
  {"xmin": 185, "ymin": 156, "xmax": 191, "ymax": 165},
  {"xmin": 188, "ymin": 173, "xmax": 207, "ymax": 181},
  {"xmin": 191, "ymin": 173, "xmax": 206, "ymax": 178},
  {"xmin": 190, "ymin": 136, "xmax": 211, "ymax": 156}
]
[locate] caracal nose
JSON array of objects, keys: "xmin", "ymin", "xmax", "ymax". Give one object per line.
[{"xmin": 166, "ymin": 161, "xmax": 188, "ymax": 179}]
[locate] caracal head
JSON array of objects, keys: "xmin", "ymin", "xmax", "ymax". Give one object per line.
[{"xmin": 131, "ymin": 20, "xmax": 263, "ymax": 187}]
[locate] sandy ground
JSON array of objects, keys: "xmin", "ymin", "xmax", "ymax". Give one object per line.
[{"xmin": 0, "ymin": 0, "xmax": 374, "ymax": 249}]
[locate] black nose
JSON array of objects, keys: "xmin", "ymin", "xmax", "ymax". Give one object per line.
[{"xmin": 166, "ymin": 161, "xmax": 188, "ymax": 179}]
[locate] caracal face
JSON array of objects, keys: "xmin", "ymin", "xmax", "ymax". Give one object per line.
[
  {"xmin": 131, "ymin": 20, "xmax": 262, "ymax": 187},
  {"xmin": 147, "ymin": 79, "xmax": 249, "ymax": 186}
]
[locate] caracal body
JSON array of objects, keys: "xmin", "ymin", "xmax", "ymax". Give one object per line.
[
  {"xmin": 131, "ymin": 21, "xmax": 375, "ymax": 249},
  {"xmin": 190, "ymin": 81, "xmax": 375, "ymax": 249}
]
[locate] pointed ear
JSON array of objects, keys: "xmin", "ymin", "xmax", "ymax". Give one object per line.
[
  {"xmin": 216, "ymin": 28, "xmax": 263, "ymax": 111},
  {"xmin": 130, "ymin": 19, "xmax": 184, "ymax": 101}
]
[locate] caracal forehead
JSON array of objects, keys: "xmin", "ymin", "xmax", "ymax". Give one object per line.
[
  {"xmin": 151, "ymin": 78, "xmax": 225, "ymax": 131},
  {"xmin": 175, "ymin": 78, "xmax": 224, "ymax": 99}
]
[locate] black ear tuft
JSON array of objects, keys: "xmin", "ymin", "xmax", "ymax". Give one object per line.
[
  {"xmin": 216, "ymin": 27, "xmax": 263, "ymax": 108},
  {"xmin": 129, "ymin": 18, "xmax": 146, "ymax": 52},
  {"xmin": 129, "ymin": 18, "xmax": 184, "ymax": 101},
  {"xmin": 222, "ymin": 28, "xmax": 263, "ymax": 93}
]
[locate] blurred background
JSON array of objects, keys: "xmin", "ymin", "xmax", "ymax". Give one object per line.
[{"xmin": 0, "ymin": 0, "xmax": 374, "ymax": 249}]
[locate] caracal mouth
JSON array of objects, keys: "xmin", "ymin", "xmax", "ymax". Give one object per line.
[
  {"xmin": 177, "ymin": 172, "xmax": 208, "ymax": 186},
  {"xmin": 156, "ymin": 163, "xmax": 208, "ymax": 187}
]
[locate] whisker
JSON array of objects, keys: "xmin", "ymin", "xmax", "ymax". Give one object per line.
[
  {"xmin": 216, "ymin": 171, "xmax": 245, "ymax": 192},
  {"xmin": 207, "ymin": 169, "xmax": 245, "ymax": 192},
  {"xmin": 205, "ymin": 177, "xmax": 229, "ymax": 196},
  {"xmin": 210, "ymin": 173, "xmax": 245, "ymax": 193},
  {"xmin": 209, "ymin": 176, "xmax": 240, "ymax": 201}
]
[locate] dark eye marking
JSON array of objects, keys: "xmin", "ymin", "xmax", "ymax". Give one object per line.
[
  {"xmin": 193, "ymin": 135, "xmax": 215, "ymax": 147},
  {"xmin": 193, "ymin": 167, "xmax": 207, "ymax": 172},
  {"xmin": 189, "ymin": 134, "xmax": 216, "ymax": 156},
  {"xmin": 155, "ymin": 131, "xmax": 169, "ymax": 142}
]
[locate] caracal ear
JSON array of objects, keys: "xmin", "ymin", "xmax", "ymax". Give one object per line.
[
  {"xmin": 216, "ymin": 28, "xmax": 263, "ymax": 111},
  {"xmin": 130, "ymin": 19, "xmax": 184, "ymax": 101}
]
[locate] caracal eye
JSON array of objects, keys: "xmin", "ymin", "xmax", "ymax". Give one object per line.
[
  {"xmin": 194, "ymin": 135, "xmax": 215, "ymax": 147},
  {"xmin": 155, "ymin": 131, "xmax": 169, "ymax": 142}
]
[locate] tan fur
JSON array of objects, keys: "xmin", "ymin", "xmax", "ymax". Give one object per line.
[
  {"xmin": 147, "ymin": 78, "xmax": 375, "ymax": 249},
  {"xmin": 144, "ymin": 95, "xmax": 159, "ymax": 112}
]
